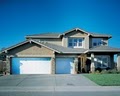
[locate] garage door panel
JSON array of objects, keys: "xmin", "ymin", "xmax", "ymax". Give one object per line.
[
  {"xmin": 56, "ymin": 58, "xmax": 74, "ymax": 74},
  {"xmin": 12, "ymin": 58, "xmax": 20, "ymax": 74},
  {"xmin": 12, "ymin": 58, "xmax": 51, "ymax": 74}
]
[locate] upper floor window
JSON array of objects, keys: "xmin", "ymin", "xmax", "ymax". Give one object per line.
[
  {"xmin": 92, "ymin": 38, "xmax": 103, "ymax": 47},
  {"xmin": 68, "ymin": 38, "xmax": 83, "ymax": 48}
]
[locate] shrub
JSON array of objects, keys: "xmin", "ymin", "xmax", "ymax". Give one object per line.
[
  {"xmin": 95, "ymin": 67, "xmax": 102, "ymax": 72},
  {"xmin": 101, "ymin": 70, "xmax": 108, "ymax": 74},
  {"xmin": 95, "ymin": 70, "xmax": 100, "ymax": 74},
  {"xmin": 106, "ymin": 67, "xmax": 110, "ymax": 70},
  {"xmin": 101, "ymin": 69, "xmax": 120, "ymax": 74}
]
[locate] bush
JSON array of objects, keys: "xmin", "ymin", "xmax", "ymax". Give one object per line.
[
  {"xmin": 0, "ymin": 71, "xmax": 3, "ymax": 74},
  {"xmin": 109, "ymin": 69, "xmax": 118, "ymax": 74},
  {"xmin": 94, "ymin": 70, "xmax": 100, "ymax": 74},
  {"xmin": 106, "ymin": 67, "xmax": 110, "ymax": 70},
  {"xmin": 101, "ymin": 69, "xmax": 120, "ymax": 74},
  {"xmin": 101, "ymin": 70, "xmax": 108, "ymax": 74},
  {"xmin": 95, "ymin": 67, "xmax": 102, "ymax": 72}
]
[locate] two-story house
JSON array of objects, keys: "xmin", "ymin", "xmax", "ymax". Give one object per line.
[{"xmin": 2, "ymin": 28, "xmax": 120, "ymax": 74}]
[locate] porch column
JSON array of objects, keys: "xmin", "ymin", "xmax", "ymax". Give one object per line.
[
  {"xmin": 6, "ymin": 56, "xmax": 10, "ymax": 75},
  {"xmin": 90, "ymin": 53, "xmax": 95, "ymax": 73},
  {"xmin": 51, "ymin": 57, "xmax": 55, "ymax": 74},
  {"xmin": 74, "ymin": 57, "xmax": 78, "ymax": 74},
  {"xmin": 117, "ymin": 53, "xmax": 120, "ymax": 71}
]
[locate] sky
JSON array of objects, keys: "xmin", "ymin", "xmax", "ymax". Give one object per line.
[{"xmin": 0, "ymin": 0, "xmax": 120, "ymax": 50}]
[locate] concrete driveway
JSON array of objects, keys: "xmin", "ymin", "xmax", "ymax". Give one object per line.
[
  {"xmin": 0, "ymin": 74, "xmax": 97, "ymax": 86},
  {"xmin": 0, "ymin": 74, "xmax": 120, "ymax": 96}
]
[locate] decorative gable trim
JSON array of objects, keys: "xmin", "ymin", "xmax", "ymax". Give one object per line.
[
  {"xmin": 2, "ymin": 40, "xmax": 60, "ymax": 53},
  {"xmin": 62, "ymin": 28, "xmax": 90, "ymax": 36}
]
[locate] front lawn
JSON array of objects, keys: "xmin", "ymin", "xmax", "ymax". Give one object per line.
[{"xmin": 84, "ymin": 74, "xmax": 120, "ymax": 86}]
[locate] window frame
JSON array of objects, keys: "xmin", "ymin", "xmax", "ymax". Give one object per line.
[
  {"xmin": 92, "ymin": 38, "xmax": 103, "ymax": 47},
  {"xmin": 68, "ymin": 38, "xmax": 84, "ymax": 48},
  {"xmin": 94, "ymin": 55, "xmax": 110, "ymax": 68}
]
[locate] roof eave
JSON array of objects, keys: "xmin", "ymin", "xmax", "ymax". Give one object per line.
[
  {"xmin": 88, "ymin": 50, "xmax": 120, "ymax": 53},
  {"xmin": 26, "ymin": 36, "xmax": 60, "ymax": 39},
  {"xmin": 63, "ymin": 28, "xmax": 89, "ymax": 36},
  {"xmin": 2, "ymin": 40, "xmax": 29, "ymax": 53},
  {"xmin": 2, "ymin": 40, "xmax": 61, "ymax": 54},
  {"xmin": 89, "ymin": 35, "xmax": 112, "ymax": 38}
]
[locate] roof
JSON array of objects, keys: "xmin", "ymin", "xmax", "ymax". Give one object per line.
[
  {"xmin": 2, "ymin": 40, "xmax": 29, "ymax": 53},
  {"xmin": 26, "ymin": 33, "xmax": 61, "ymax": 38},
  {"xmin": 2, "ymin": 40, "xmax": 60, "ymax": 53},
  {"xmin": 88, "ymin": 46, "xmax": 120, "ymax": 52},
  {"xmin": 26, "ymin": 28, "xmax": 112, "ymax": 39},
  {"xmin": 2, "ymin": 39, "xmax": 120, "ymax": 54},
  {"xmin": 2, "ymin": 39, "xmax": 87, "ymax": 54},
  {"xmin": 37, "ymin": 41, "xmax": 87, "ymax": 54},
  {"xmin": 63, "ymin": 28, "xmax": 90, "ymax": 35},
  {"xmin": 34, "ymin": 40, "xmax": 87, "ymax": 54},
  {"xmin": 89, "ymin": 32, "xmax": 112, "ymax": 38}
]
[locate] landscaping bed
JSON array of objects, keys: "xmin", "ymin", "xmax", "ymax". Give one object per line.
[{"xmin": 84, "ymin": 74, "xmax": 120, "ymax": 86}]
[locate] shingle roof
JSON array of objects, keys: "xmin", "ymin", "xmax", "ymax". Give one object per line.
[
  {"xmin": 2, "ymin": 40, "xmax": 87, "ymax": 54},
  {"xmin": 89, "ymin": 32, "xmax": 112, "ymax": 38},
  {"xmin": 33, "ymin": 40, "xmax": 87, "ymax": 54},
  {"xmin": 2, "ymin": 39, "xmax": 120, "ymax": 54},
  {"xmin": 2, "ymin": 40, "xmax": 29, "ymax": 52},
  {"xmin": 26, "ymin": 33, "xmax": 61, "ymax": 38},
  {"xmin": 26, "ymin": 28, "xmax": 111, "ymax": 39},
  {"xmin": 2, "ymin": 40, "xmax": 60, "ymax": 53},
  {"xmin": 88, "ymin": 46, "xmax": 120, "ymax": 52}
]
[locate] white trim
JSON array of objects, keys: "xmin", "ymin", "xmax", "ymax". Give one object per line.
[
  {"xmin": 68, "ymin": 38, "xmax": 84, "ymax": 48},
  {"xmin": 3, "ymin": 40, "xmax": 29, "ymax": 52},
  {"xmin": 12, "ymin": 55, "xmax": 54, "ymax": 57},
  {"xmin": 4, "ymin": 40, "xmax": 60, "ymax": 53}
]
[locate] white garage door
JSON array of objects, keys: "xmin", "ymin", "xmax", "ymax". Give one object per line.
[{"xmin": 12, "ymin": 58, "xmax": 51, "ymax": 74}]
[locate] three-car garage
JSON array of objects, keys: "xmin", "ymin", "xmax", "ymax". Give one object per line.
[
  {"xmin": 11, "ymin": 57, "xmax": 75, "ymax": 74},
  {"xmin": 5, "ymin": 40, "xmax": 76, "ymax": 75}
]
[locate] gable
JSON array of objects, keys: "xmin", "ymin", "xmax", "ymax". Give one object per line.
[
  {"xmin": 65, "ymin": 30, "xmax": 88, "ymax": 37},
  {"xmin": 7, "ymin": 43, "xmax": 54, "ymax": 57},
  {"xmin": 63, "ymin": 28, "xmax": 89, "ymax": 38}
]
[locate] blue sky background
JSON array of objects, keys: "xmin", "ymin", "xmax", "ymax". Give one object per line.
[{"xmin": 0, "ymin": 0, "xmax": 120, "ymax": 50}]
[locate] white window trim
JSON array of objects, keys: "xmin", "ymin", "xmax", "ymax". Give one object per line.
[
  {"xmin": 94, "ymin": 55, "xmax": 110, "ymax": 68},
  {"xmin": 68, "ymin": 38, "xmax": 84, "ymax": 48}
]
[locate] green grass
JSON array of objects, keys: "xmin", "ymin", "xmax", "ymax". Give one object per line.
[{"xmin": 84, "ymin": 74, "xmax": 120, "ymax": 86}]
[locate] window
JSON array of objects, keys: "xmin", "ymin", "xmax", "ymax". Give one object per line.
[
  {"xmin": 68, "ymin": 39, "xmax": 73, "ymax": 47},
  {"xmin": 92, "ymin": 38, "xmax": 103, "ymax": 47},
  {"xmin": 95, "ymin": 56, "xmax": 109, "ymax": 68},
  {"xmin": 68, "ymin": 38, "xmax": 83, "ymax": 48}
]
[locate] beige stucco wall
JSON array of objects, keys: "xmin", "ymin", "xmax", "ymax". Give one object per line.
[
  {"xmin": 34, "ymin": 38, "xmax": 62, "ymax": 46},
  {"xmin": 62, "ymin": 36, "xmax": 68, "ymax": 47},
  {"xmin": 8, "ymin": 43, "xmax": 54, "ymax": 57},
  {"xmin": 84, "ymin": 36, "xmax": 89, "ymax": 49}
]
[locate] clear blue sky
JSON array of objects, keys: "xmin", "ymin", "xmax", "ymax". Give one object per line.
[{"xmin": 0, "ymin": 0, "xmax": 120, "ymax": 49}]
